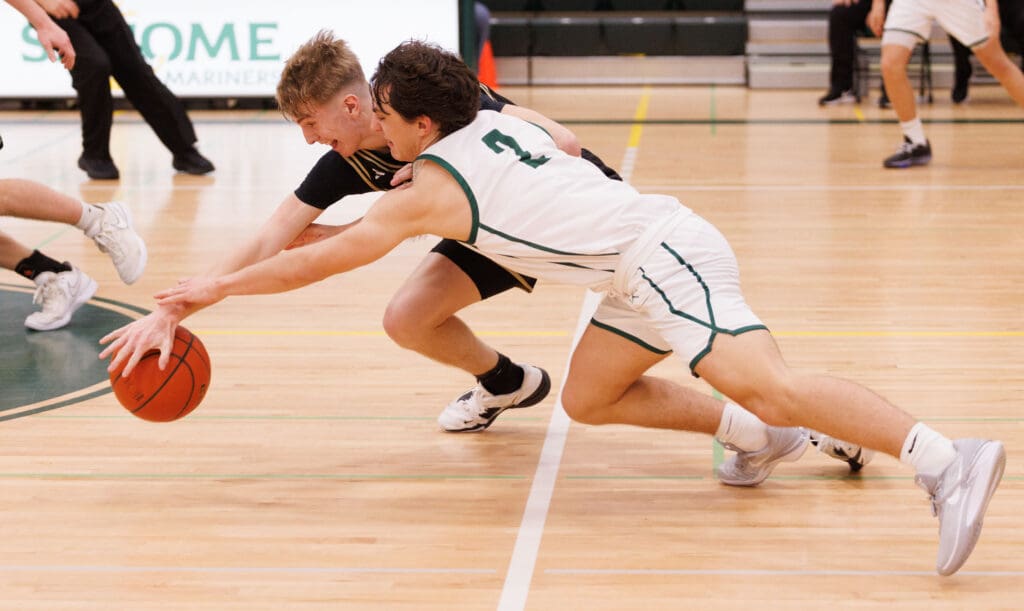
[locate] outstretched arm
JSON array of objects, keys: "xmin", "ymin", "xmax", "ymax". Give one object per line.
[{"xmin": 100, "ymin": 172, "xmax": 461, "ymax": 376}]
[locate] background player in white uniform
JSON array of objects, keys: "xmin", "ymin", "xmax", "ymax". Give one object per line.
[
  {"xmin": 103, "ymin": 41, "xmax": 1005, "ymax": 576},
  {"xmin": 873, "ymin": 0, "xmax": 1024, "ymax": 167}
]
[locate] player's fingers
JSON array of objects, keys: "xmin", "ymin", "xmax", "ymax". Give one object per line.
[{"xmin": 158, "ymin": 334, "xmax": 174, "ymax": 370}]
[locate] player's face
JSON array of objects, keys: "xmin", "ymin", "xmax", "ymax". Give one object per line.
[
  {"xmin": 296, "ymin": 90, "xmax": 368, "ymax": 157},
  {"xmin": 371, "ymin": 101, "xmax": 421, "ymax": 162}
]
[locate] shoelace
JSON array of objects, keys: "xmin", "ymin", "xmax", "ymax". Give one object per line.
[
  {"xmin": 32, "ymin": 278, "xmax": 67, "ymax": 313},
  {"xmin": 93, "ymin": 228, "xmax": 125, "ymax": 260},
  {"xmin": 895, "ymin": 141, "xmax": 915, "ymax": 155}
]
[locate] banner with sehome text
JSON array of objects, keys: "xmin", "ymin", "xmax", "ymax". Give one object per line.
[{"xmin": 0, "ymin": 0, "xmax": 460, "ymax": 98}]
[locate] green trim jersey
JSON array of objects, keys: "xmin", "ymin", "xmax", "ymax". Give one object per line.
[
  {"xmin": 419, "ymin": 110, "xmax": 766, "ymax": 374},
  {"xmin": 418, "ymin": 110, "xmax": 682, "ymax": 291}
]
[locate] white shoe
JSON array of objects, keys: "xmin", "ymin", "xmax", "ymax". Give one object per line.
[
  {"xmin": 437, "ymin": 364, "xmax": 551, "ymax": 432},
  {"xmin": 916, "ymin": 438, "xmax": 1005, "ymax": 576},
  {"xmin": 717, "ymin": 426, "xmax": 809, "ymax": 487},
  {"xmin": 809, "ymin": 431, "xmax": 875, "ymax": 472},
  {"xmin": 88, "ymin": 201, "xmax": 147, "ymax": 284},
  {"xmin": 24, "ymin": 268, "xmax": 98, "ymax": 331}
]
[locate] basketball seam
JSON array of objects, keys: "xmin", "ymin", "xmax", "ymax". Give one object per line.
[{"xmin": 117, "ymin": 330, "xmax": 196, "ymax": 415}]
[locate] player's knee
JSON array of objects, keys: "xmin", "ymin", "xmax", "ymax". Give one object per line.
[
  {"xmin": 560, "ymin": 384, "xmax": 611, "ymax": 425},
  {"xmin": 381, "ymin": 298, "xmax": 424, "ymax": 349},
  {"xmin": 879, "ymin": 52, "xmax": 907, "ymax": 80}
]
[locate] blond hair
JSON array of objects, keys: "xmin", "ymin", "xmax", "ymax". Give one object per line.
[{"xmin": 276, "ymin": 30, "xmax": 367, "ymax": 120}]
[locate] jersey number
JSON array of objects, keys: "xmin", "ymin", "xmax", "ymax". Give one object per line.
[{"xmin": 482, "ymin": 129, "xmax": 550, "ymax": 169}]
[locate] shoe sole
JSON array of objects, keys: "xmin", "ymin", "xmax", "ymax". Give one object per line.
[
  {"xmin": 884, "ymin": 155, "xmax": 931, "ymax": 169},
  {"xmin": 937, "ymin": 441, "xmax": 1006, "ymax": 576},
  {"xmin": 443, "ymin": 368, "xmax": 552, "ymax": 433},
  {"xmin": 24, "ymin": 276, "xmax": 98, "ymax": 331}
]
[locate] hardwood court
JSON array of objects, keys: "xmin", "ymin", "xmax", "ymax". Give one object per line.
[{"xmin": 0, "ymin": 86, "xmax": 1021, "ymax": 609}]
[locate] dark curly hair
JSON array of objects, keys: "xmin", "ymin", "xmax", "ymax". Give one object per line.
[{"xmin": 371, "ymin": 40, "xmax": 478, "ymax": 137}]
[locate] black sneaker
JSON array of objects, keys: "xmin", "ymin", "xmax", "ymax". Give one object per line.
[
  {"xmin": 883, "ymin": 137, "xmax": 932, "ymax": 169},
  {"xmin": 172, "ymin": 148, "xmax": 215, "ymax": 175},
  {"xmin": 818, "ymin": 88, "xmax": 857, "ymax": 106},
  {"xmin": 878, "ymin": 90, "xmax": 891, "ymax": 109},
  {"xmin": 77, "ymin": 155, "xmax": 120, "ymax": 180}
]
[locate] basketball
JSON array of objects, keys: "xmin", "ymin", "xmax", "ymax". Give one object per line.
[{"xmin": 109, "ymin": 325, "xmax": 211, "ymax": 422}]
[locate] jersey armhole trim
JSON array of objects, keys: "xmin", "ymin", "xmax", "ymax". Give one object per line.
[{"xmin": 417, "ymin": 153, "xmax": 479, "ymax": 244}]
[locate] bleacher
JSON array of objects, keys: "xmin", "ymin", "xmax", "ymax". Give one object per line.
[
  {"xmin": 485, "ymin": 0, "xmax": 1013, "ymax": 89},
  {"xmin": 486, "ymin": 1, "xmax": 748, "ymax": 85}
]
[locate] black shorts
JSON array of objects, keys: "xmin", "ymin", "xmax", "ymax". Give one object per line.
[{"xmin": 430, "ymin": 239, "xmax": 537, "ymax": 300}]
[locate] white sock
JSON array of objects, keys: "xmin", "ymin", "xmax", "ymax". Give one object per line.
[
  {"xmin": 75, "ymin": 202, "xmax": 104, "ymax": 237},
  {"xmin": 900, "ymin": 118, "xmax": 928, "ymax": 146},
  {"xmin": 900, "ymin": 422, "xmax": 957, "ymax": 479},
  {"xmin": 715, "ymin": 402, "xmax": 769, "ymax": 452}
]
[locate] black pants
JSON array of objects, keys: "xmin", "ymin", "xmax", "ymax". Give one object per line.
[
  {"xmin": 57, "ymin": 0, "xmax": 196, "ymax": 160},
  {"xmin": 827, "ymin": 1, "xmax": 875, "ymax": 91}
]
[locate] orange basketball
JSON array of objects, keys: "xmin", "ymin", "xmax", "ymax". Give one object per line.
[{"xmin": 109, "ymin": 325, "xmax": 211, "ymax": 422}]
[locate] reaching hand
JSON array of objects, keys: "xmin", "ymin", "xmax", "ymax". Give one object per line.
[
  {"xmin": 99, "ymin": 309, "xmax": 179, "ymax": 377},
  {"xmin": 389, "ymin": 163, "xmax": 413, "ymax": 187},
  {"xmin": 154, "ymin": 277, "xmax": 225, "ymax": 310}
]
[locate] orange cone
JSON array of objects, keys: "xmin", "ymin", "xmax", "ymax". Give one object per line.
[{"xmin": 478, "ymin": 40, "xmax": 499, "ymax": 90}]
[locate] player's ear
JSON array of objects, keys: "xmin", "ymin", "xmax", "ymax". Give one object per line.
[
  {"xmin": 416, "ymin": 115, "xmax": 434, "ymax": 137},
  {"xmin": 343, "ymin": 93, "xmax": 361, "ymax": 116}
]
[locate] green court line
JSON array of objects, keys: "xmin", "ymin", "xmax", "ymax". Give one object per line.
[
  {"xmin": 34, "ymin": 226, "xmax": 72, "ymax": 250},
  {"xmin": 709, "ymin": 83, "xmax": 717, "ymax": 136},
  {"xmin": 0, "ymin": 388, "xmax": 111, "ymax": 422}
]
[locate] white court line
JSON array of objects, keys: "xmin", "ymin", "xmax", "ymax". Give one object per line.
[
  {"xmin": 545, "ymin": 568, "xmax": 1024, "ymax": 577},
  {"xmin": 498, "ymin": 92, "xmax": 650, "ymax": 610},
  {"xmin": 0, "ymin": 565, "xmax": 494, "ymax": 575}
]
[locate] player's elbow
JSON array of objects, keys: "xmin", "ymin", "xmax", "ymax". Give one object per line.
[{"xmin": 552, "ymin": 129, "xmax": 582, "ymax": 157}]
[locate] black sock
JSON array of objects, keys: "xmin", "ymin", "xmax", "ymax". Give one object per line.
[
  {"xmin": 14, "ymin": 250, "xmax": 71, "ymax": 280},
  {"xmin": 477, "ymin": 353, "xmax": 525, "ymax": 395}
]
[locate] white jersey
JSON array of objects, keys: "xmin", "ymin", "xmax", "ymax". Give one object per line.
[{"xmin": 417, "ymin": 110, "xmax": 687, "ymax": 291}]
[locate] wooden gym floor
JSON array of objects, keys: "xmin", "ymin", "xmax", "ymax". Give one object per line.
[{"xmin": 0, "ymin": 85, "xmax": 1022, "ymax": 609}]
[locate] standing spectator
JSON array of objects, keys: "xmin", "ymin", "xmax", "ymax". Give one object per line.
[
  {"xmin": 819, "ymin": 0, "xmax": 889, "ymax": 106},
  {"xmin": 35, "ymin": 0, "xmax": 214, "ymax": 180}
]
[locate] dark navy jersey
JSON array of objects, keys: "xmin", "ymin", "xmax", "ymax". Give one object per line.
[{"xmin": 293, "ymin": 85, "xmax": 619, "ymax": 210}]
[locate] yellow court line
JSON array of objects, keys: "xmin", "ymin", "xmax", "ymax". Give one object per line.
[{"xmin": 627, "ymin": 86, "xmax": 651, "ymax": 148}]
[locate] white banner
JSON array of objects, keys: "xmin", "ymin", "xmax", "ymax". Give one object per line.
[{"xmin": 0, "ymin": 0, "xmax": 460, "ymax": 97}]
